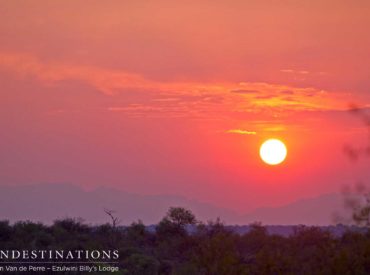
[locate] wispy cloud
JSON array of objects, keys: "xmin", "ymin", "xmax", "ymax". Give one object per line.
[
  {"xmin": 280, "ymin": 69, "xmax": 309, "ymax": 75},
  {"xmin": 226, "ymin": 129, "xmax": 257, "ymax": 135},
  {"xmin": 280, "ymin": 90, "xmax": 295, "ymax": 95},
  {"xmin": 0, "ymin": 52, "xmax": 154, "ymax": 95},
  {"xmin": 230, "ymin": 89, "xmax": 260, "ymax": 94},
  {"xmin": 0, "ymin": 52, "xmax": 359, "ymax": 119}
]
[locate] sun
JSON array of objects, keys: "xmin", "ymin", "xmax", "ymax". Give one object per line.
[{"xmin": 259, "ymin": 139, "xmax": 287, "ymax": 165}]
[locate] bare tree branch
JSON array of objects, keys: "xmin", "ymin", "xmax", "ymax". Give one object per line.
[{"xmin": 104, "ymin": 208, "xmax": 120, "ymax": 228}]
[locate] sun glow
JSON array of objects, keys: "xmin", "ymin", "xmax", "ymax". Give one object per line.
[{"xmin": 259, "ymin": 139, "xmax": 287, "ymax": 165}]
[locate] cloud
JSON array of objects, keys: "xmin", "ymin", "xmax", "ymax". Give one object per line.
[
  {"xmin": 280, "ymin": 69, "xmax": 294, "ymax": 73},
  {"xmin": 282, "ymin": 97, "xmax": 297, "ymax": 102},
  {"xmin": 0, "ymin": 52, "xmax": 157, "ymax": 95},
  {"xmin": 0, "ymin": 52, "xmax": 358, "ymax": 119},
  {"xmin": 254, "ymin": 95, "xmax": 278, "ymax": 99},
  {"xmin": 280, "ymin": 90, "xmax": 295, "ymax": 95},
  {"xmin": 298, "ymin": 70, "xmax": 309, "ymax": 74},
  {"xmin": 230, "ymin": 89, "xmax": 260, "ymax": 94},
  {"xmin": 280, "ymin": 69, "xmax": 309, "ymax": 75},
  {"xmin": 226, "ymin": 129, "xmax": 257, "ymax": 135}
]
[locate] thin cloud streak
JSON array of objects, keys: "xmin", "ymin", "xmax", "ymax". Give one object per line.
[
  {"xmin": 226, "ymin": 129, "xmax": 257, "ymax": 135},
  {"xmin": 0, "ymin": 52, "xmax": 361, "ymax": 119}
]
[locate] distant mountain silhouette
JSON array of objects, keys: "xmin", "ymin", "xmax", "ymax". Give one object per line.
[
  {"xmin": 0, "ymin": 183, "xmax": 348, "ymax": 225},
  {"xmin": 0, "ymin": 183, "xmax": 238, "ymax": 224},
  {"xmin": 240, "ymin": 193, "xmax": 348, "ymax": 225}
]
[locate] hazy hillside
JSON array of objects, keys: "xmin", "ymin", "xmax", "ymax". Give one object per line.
[
  {"xmin": 241, "ymin": 193, "xmax": 348, "ymax": 225},
  {"xmin": 0, "ymin": 183, "xmax": 238, "ymax": 224},
  {"xmin": 0, "ymin": 183, "xmax": 349, "ymax": 225}
]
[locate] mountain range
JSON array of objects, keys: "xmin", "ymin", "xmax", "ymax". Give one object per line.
[{"xmin": 0, "ymin": 183, "xmax": 350, "ymax": 225}]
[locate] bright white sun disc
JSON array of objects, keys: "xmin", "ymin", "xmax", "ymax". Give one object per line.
[{"xmin": 259, "ymin": 139, "xmax": 287, "ymax": 165}]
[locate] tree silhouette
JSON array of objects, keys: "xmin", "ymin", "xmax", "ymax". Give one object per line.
[
  {"xmin": 342, "ymin": 105, "xmax": 370, "ymax": 226},
  {"xmin": 104, "ymin": 208, "xmax": 121, "ymax": 228}
]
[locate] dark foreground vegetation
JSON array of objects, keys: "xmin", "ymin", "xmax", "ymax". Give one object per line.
[{"xmin": 1, "ymin": 207, "xmax": 370, "ymax": 274}]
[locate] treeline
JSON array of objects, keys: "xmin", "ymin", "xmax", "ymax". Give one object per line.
[{"xmin": 1, "ymin": 207, "xmax": 370, "ymax": 274}]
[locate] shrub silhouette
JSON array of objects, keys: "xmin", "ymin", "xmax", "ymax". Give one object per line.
[{"xmin": 0, "ymin": 207, "xmax": 369, "ymax": 274}]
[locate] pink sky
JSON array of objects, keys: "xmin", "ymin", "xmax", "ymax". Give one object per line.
[{"xmin": 0, "ymin": 1, "xmax": 369, "ymax": 212}]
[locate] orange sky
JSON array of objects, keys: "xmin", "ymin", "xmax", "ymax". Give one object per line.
[{"xmin": 0, "ymin": 1, "xmax": 369, "ymax": 212}]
